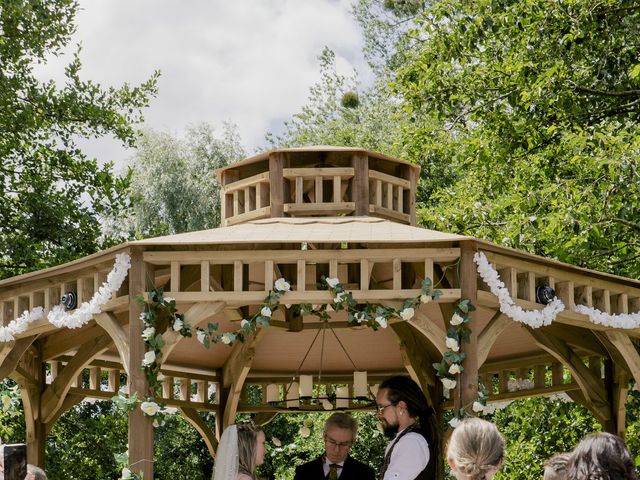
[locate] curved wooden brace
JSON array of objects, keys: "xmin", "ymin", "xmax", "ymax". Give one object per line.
[
  {"xmin": 408, "ymin": 311, "xmax": 447, "ymax": 355},
  {"xmin": 221, "ymin": 328, "xmax": 268, "ymax": 429},
  {"xmin": 0, "ymin": 336, "xmax": 38, "ymax": 379},
  {"xmin": 179, "ymin": 407, "xmax": 218, "ymax": 458},
  {"xmin": 94, "ymin": 312, "xmax": 130, "ymax": 375},
  {"xmin": 602, "ymin": 331, "xmax": 640, "ymax": 385},
  {"xmin": 41, "ymin": 334, "xmax": 112, "ymax": 424},
  {"xmin": 254, "ymin": 412, "xmax": 278, "ymax": 427},
  {"xmin": 390, "ymin": 322, "xmax": 435, "ymax": 391},
  {"xmin": 45, "ymin": 394, "xmax": 84, "ymax": 435},
  {"xmin": 526, "ymin": 327, "xmax": 611, "ymax": 422},
  {"xmin": 477, "ymin": 312, "xmax": 511, "ymax": 367},
  {"xmin": 160, "ymin": 301, "xmax": 225, "ymax": 365}
]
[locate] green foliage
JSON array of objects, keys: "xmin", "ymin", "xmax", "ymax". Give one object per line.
[
  {"xmin": 46, "ymin": 401, "xmax": 128, "ymax": 480},
  {"xmin": 380, "ymin": 0, "xmax": 640, "ymax": 278},
  {"xmin": 491, "ymin": 397, "xmax": 601, "ymax": 480},
  {"xmin": 0, "ymin": 0, "xmax": 158, "ymax": 279},
  {"xmin": 105, "ymin": 122, "xmax": 245, "ymax": 239}
]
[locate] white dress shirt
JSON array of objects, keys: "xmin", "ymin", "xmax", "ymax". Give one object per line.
[{"xmin": 382, "ymin": 428, "xmax": 430, "ymax": 480}]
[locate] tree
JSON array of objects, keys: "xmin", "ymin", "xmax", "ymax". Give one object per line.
[
  {"xmin": 104, "ymin": 122, "xmax": 245, "ymax": 239},
  {"xmin": 0, "ymin": 0, "xmax": 158, "ymax": 279},
  {"xmin": 266, "ymin": 47, "xmax": 403, "ymax": 155},
  {"xmin": 380, "ymin": 0, "xmax": 640, "ymax": 278}
]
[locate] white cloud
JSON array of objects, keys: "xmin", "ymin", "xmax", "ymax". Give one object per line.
[{"xmin": 36, "ymin": 0, "xmax": 370, "ymax": 167}]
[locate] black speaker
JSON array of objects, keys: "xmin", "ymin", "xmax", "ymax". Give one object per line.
[
  {"xmin": 61, "ymin": 291, "xmax": 78, "ymax": 310},
  {"xmin": 536, "ymin": 285, "xmax": 556, "ymax": 305}
]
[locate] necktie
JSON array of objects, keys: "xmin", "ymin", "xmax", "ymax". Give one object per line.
[{"xmin": 328, "ymin": 463, "xmax": 339, "ymax": 480}]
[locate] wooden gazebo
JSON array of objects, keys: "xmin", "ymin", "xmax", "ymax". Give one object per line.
[{"xmin": 1, "ymin": 146, "xmax": 640, "ymax": 478}]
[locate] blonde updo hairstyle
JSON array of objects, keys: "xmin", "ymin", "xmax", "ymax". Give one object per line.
[{"xmin": 447, "ymin": 418, "xmax": 504, "ymax": 480}]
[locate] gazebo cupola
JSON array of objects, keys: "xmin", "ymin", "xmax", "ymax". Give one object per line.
[{"xmin": 217, "ymin": 146, "xmax": 419, "ymax": 226}]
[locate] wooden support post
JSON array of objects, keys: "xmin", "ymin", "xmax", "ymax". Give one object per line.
[
  {"xmin": 457, "ymin": 242, "xmax": 478, "ymax": 413},
  {"xmin": 127, "ymin": 249, "xmax": 154, "ymax": 479},
  {"xmin": 269, "ymin": 152, "xmax": 284, "ymax": 217}
]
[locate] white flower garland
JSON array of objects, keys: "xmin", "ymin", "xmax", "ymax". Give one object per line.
[
  {"xmin": 474, "ymin": 250, "xmax": 640, "ymax": 329},
  {"xmin": 573, "ymin": 304, "xmax": 640, "ymax": 329},
  {"xmin": 0, "ymin": 253, "xmax": 131, "ymax": 342},
  {"xmin": 474, "ymin": 251, "xmax": 565, "ymax": 328}
]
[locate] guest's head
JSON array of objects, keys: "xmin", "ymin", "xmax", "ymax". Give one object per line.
[
  {"xmin": 323, "ymin": 412, "xmax": 357, "ymax": 464},
  {"xmin": 544, "ymin": 453, "xmax": 570, "ymax": 480},
  {"xmin": 26, "ymin": 464, "xmax": 48, "ymax": 480},
  {"xmin": 237, "ymin": 423, "xmax": 266, "ymax": 476},
  {"xmin": 376, "ymin": 375, "xmax": 431, "ymax": 438},
  {"xmin": 447, "ymin": 417, "xmax": 504, "ymax": 480},
  {"xmin": 566, "ymin": 432, "xmax": 637, "ymax": 480}
]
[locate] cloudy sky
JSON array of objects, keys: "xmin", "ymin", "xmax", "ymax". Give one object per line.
[{"xmin": 39, "ymin": 0, "xmax": 371, "ymax": 168}]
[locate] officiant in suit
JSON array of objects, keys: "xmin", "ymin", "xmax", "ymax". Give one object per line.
[{"xmin": 294, "ymin": 412, "xmax": 375, "ymax": 480}]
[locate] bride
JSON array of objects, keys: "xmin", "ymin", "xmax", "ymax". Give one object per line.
[{"xmin": 213, "ymin": 423, "xmax": 266, "ymax": 480}]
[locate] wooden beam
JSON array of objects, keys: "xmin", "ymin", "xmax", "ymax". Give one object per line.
[
  {"xmin": 478, "ymin": 313, "xmax": 511, "ymax": 367},
  {"xmin": 179, "ymin": 407, "xmax": 218, "ymax": 458},
  {"xmin": 602, "ymin": 331, "xmax": 640, "ymax": 386},
  {"xmin": 41, "ymin": 334, "xmax": 112, "ymax": 423},
  {"xmin": 391, "ymin": 322, "xmax": 435, "ymax": 392},
  {"xmin": 221, "ymin": 328, "xmax": 268, "ymax": 428},
  {"xmin": 94, "ymin": 312, "xmax": 130, "ymax": 375},
  {"xmin": 458, "ymin": 242, "xmax": 478, "ymax": 413},
  {"xmin": 0, "ymin": 336, "xmax": 37, "ymax": 379},
  {"xmin": 127, "ymin": 249, "xmax": 154, "ymax": 479},
  {"xmin": 407, "ymin": 310, "xmax": 447, "ymax": 355},
  {"xmin": 41, "ymin": 323, "xmax": 104, "ymax": 360},
  {"xmin": 160, "ymin": 302, "xmax": 226, "ymax": 364},
  {"xmin": 526, "ymin": 327, "xmax": 611, "ymax": 422}
]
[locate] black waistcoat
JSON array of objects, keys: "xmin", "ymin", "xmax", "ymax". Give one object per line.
[{"xmin": 379, "ymin": 424, "xmax": 435, "ymax": 480}]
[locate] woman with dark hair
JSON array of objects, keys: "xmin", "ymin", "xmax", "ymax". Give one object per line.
[
  {"xmin": 376, "ymin": 375, "xmax": 439, "ymax": 480},
  {"xmin": 213, "ymin": 422, "xmax": 266, "ymax": 480},
  {"xmin": 566, "ymin": 432, "xmax": 637, "ymax": 480}
]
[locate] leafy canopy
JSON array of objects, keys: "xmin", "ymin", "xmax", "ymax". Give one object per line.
[{"xmin": 0, "ymin": 0, "xmax": 158, "ymax": 279}]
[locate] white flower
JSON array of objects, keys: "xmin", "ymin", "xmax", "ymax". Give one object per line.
[
  {"xmin": 141, "ymin": 327, "xmax": 155, "ymax": 341},
  {"xmin": 445, "ymin": 337, "xmax": 460, "ymax": 352},
  {"xmin": 139, "ymin": 312, "xmax": 147, "ymax": 322},
  {"xmin": 400, "ymin": 307, "xmax": 415, "ymax": 321},
  {"xmin": 325, "ymin": 277, "xmax": 340, "ymax": 288},
  {"xmin": 157, "ymin": 373, "xmax": 166, "ymax": 382},
  {"xmin": 441, "ymin": 378, "xmax": 457, "ymax": 390},
  {"xmin": 142, "ymin": 350, "xmax": 156, "ymax": 366},
  {"xmin": 261, "ymin": 306, "xmax": 272, "ymax": 317},
  {"xmin": 448, "ymin": 363, "xmax": 462, "ymax": 375},
  {"xmin": 333, "ymin": 292, "xmax": 346, "ymax": 303},
  {"xmin": 354, "ymin": 312, "xmax": 366, "ymax": 323},
  {"xmin": 375, "ymin": 316, "xmax": 388, "ymax": 328},
  {"xmin": 299, "ymin": 426, "xmax": 311, "ymax": 437},
  {"xmin": 196, "ymin": 330, "xmax": 207, "ymax": 344},
  {"xmin": 164, "ymin": 296, "xmax": 175, "ymax": 303},
  {"xmin": 472, "ymin": 401, "xmax": 485, "ymax": 413},
  {"xmin": 140, "ymin": 401, "xmax": 161, "ymax": 416},
  {"xmin": 221, "ymin": 333, "xmax": 233, "ymax": 344},
  {"xmin": 121, "ymin": 467, "xmax": 132, "ymax": 479},
  {"xmin": 2, "ymin": 394, "xmax": 12, "ymax": 411},
  {"xmin": 448, "ymin": 417, "xmax": 461, "ymax": 428},
  {"xmin": 420, "ymin": 294, "xmax": 431, "ymax": 304},
  {"xmin": 303, "ymin": 418, "xmax": 314, "ymax": 428},
  {"xmin": 240, "ymin": 319, "xmax": 249, "ymax": 328},
  {"xmin": 450, "ymin": 313, "xmax": 464, "ymax": 326},
  {"xmin": 272, "ymin": 437, "xmax": 282, "ymax": 447},
  {"xmin": 274, "ymin": 278, "xmax": 290, "ymax": 292},
  {"xmin": 163, "ymin": 407, "xmax": 178, "ymax": 415},
  {"xmin": 173, "ymin": 318, "xmax": 183, "ymax": 331}
]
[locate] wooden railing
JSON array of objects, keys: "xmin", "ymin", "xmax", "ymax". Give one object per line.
[
  {"xmin": 368, "ymin": 170, "xmax": 411, "ymax": 224},
  {"xmin": 221, "ymin": 172, "xmax": 271, "ymax": 226},
  {"xmin": 283, "ymin": 167, "xmax": 355, "ymax": 216}
]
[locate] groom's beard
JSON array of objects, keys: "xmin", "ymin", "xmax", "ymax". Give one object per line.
[{"xmin": 382, "ymin": 421, "xmax": 399, "ymax": 439}]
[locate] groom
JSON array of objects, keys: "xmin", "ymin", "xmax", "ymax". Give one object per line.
[{"xmin": 294, "ymin": 413, "xmax": 375, "ymax": 480}]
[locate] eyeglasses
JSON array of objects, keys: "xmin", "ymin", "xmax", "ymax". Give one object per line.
[
  {"xmin": 376, "ymin": 402, "xmax": 396, "ymax": 414},
  {"xmin": 325, "ymin": 436, "xmax": 353, "ymax": 449}
]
